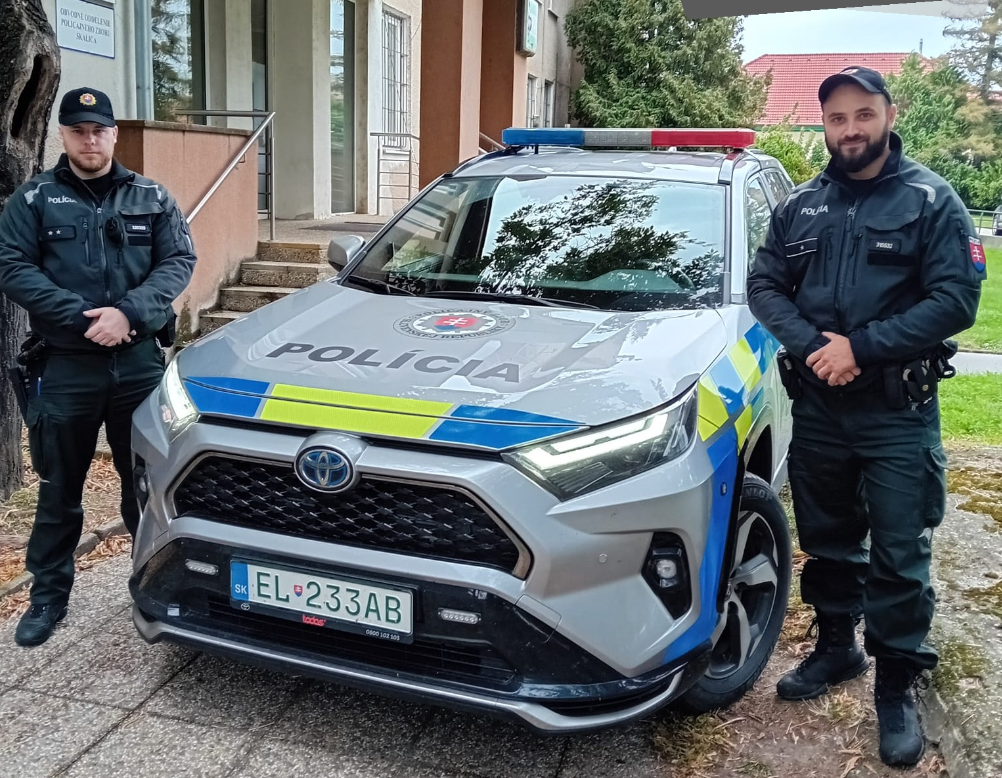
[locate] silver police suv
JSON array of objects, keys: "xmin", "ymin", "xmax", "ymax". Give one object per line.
[{"xmin": 129, "ymin": 127, "xmax": 795, "ymax": 734}]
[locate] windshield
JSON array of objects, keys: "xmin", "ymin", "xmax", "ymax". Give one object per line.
[{"xmin": 347, "ymin": 175, "xmax": 727, "ymax": 311}]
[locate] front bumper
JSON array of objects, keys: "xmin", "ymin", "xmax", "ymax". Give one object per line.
[
  {"xmin": 130, "ymin": 537, "xmax": 711, "ymax": 733},
  {"xmin": 129, "ymin": 391, "xmax": 726, "ymax": 733}
]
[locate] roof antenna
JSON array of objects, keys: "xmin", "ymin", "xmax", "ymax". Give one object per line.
[{"xmin": 919, "ymin": 38, "xmax": 923, "ymax": 55}]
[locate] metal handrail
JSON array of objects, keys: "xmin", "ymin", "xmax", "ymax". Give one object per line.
[
  {"xmin": 479, "ymin": 132, "xmax": 505, "ymax": 152},
  {"xmin": 970, "ymin": 208, "xmax": 1001, "ymax": 235},
  {"xmin": 175, "ymin": 110, "xmax": 276, "ymax": 240}
]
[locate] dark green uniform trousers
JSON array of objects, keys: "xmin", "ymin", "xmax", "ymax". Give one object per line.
[
  {"xmin": 23, "ymin": 339, "xmax": 165, "ymax": 606},
  {"xmin": 787, "ymin": 385, "xmax": 948, "ymax": 672}
]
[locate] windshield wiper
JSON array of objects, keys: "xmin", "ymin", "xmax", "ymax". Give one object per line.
[
  {"xmin": 340, "ymin": 275, "xmax": 415, "ymax": 296},
  {"xmin": 420, "ymin": 290, "xmax": 598, "ymax": 309}
]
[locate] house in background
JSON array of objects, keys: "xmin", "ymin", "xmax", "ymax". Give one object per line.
[{"xmin": 744, "ymin": 52, "xmax": 935, "ymax": 133}]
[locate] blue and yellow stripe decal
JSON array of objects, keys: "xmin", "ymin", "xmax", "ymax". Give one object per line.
[
  {"xmin": 696, "ymin": 322, "xmax": 780, "ymax": 450},
  {"xmin": 182, "ymin": 377, "xmax": 585, "ymax": 450},
  {"xmin": 663, "ymin": 321, "xmax": 781, "ymax": 664}
]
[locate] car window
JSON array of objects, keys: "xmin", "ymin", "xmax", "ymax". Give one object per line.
[
  {"xmin": 354, "ymin": 175, "xmax": 729, "ymax": 311},
  {"xmin": 746, "ymin": 176, "xmax": 772, "ymax": 270},
  {"xmin": 764, "ymin": 170, "xmax": 791, "ymax": 206}
]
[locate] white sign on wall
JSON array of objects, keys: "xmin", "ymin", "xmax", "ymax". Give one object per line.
[{"xmin": 56, "ymin": 0, "xmax": 115, "ymax": 59}]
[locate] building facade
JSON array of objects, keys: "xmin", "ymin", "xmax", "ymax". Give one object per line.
[{"xmin": 41, "ymin": 0, "xmax": 582, "ymax": 220}]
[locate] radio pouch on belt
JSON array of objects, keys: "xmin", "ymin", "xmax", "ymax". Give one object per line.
[
  {"xmin": 155, "ymin": 307, "xmax": 177, "ymax": 349},
  {"xmin": 903, "ymin": 358, "xmax": 937, "ymax": 404},
  {"xmin": 882, "ymin": 365, "xmax": 908, "ymax": 410},
  {"xmin": 776, "ymin": 348, "xmax": 803, "ymax": 400}
]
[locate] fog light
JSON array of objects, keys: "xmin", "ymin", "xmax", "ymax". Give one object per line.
[
  {"xmin": 655, "ymin": 558, "xmax": 679, "ymax": 583},
  {"xmin": 185, "ymin": 559, "xmax": 219, "ymax": 576},
  {"xmin": 132, "ymin": 457, "xmax": 150, "ymax": 513},
  {"xmin": 643, "ymin": 533, "xmax": 692, "ymax": 619},
  {"xmin": 438, "ymin": 608, "xmax": 481, "ymax": 625}
]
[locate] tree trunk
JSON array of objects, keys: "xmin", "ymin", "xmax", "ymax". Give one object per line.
[
  {"xmin": 0, "ymin": 0, "xmax": 60, "ymax": 501},
  {"xmin": 982, "ymin": 29, "xmax": 998, "ymax": 102}
]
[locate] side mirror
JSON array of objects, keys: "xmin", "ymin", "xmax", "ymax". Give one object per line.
[{"xmin": 327, "ymin": 235, "xmax": 366, "ymax": 272}]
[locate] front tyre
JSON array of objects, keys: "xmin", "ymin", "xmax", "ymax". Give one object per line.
[{"xmin": 675, "ymin": 473, "xmax": 792, "ymax": 714}]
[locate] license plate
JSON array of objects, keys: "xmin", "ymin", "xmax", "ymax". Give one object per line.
[{"xmin": 229, "ymin": 560, "xmax": 414, "ymax": 643}]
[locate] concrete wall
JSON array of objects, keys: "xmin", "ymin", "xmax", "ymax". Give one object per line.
[
  {"xmin": 522, "ymin": 0, "xmax": 575, "ymax": 127},
  {"xmin": 269, "ymin": 0, "xmax": 332, "ymax": 219},
  {"xmin": 418, "ymin": 0, "xmax": 585, "ymax": 184},
  {"xmin": 205, "ymin": 0, "xmax": 255, "ymax": 131},
  {"xmin": 354, "ymin": 0, "xmax": 380, "ymax": 215},
  {"xmin": 550, "ymin": 0, "xmax": 577, "ymax": 127},
  {"xmin": 418, "ymin": 0, "xmax": 483, "ymax": 189},
  {"xmin": 480, "ymin": 0, "xmax": 523, "ymax": 146},
  {"xmin": 41, "ymin": 0, "xmax": 138, "ymax": 168},
  {"xmin": 114, "ymin": 120, "xmax": 259, "ymax": 335}
]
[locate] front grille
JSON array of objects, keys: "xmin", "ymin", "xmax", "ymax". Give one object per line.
[
  {"xmin": 201, "ymin": 596, "xmax": 517, "ymax": 690},
  {"xmin": 171, "ymin": 456, "xmax": 523, "ymax": 573}
]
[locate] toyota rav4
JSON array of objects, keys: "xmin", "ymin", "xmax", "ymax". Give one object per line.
[{"xmin": 129, "ymin": 127, "xmax": 795, "ymax": 734}]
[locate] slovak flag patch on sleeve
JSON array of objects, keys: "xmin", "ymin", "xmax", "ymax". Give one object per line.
[{"xmin": 969, "ymin": 236, "xmax": 987, "ymax": 273}]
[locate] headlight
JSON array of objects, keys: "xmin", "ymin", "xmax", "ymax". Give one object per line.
[
  {"xmin": 504, "ymin": 386, "xmax": 698, "ymax": 500},
  {"xmin": 158, "ymin": 357, "xmax": 198, "ymax": 440}
]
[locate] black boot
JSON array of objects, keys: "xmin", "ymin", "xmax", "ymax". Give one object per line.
[
  {"xmin": 14, "ymin": 603, "xmax": 68, "ymax": 647},
  {"xmin": 777, "ymin": 613, "xmax": 869, "ymax": 701},
  {"xmin": 875, "ymin": 659, "xmax": 926, "ymax": 768}
]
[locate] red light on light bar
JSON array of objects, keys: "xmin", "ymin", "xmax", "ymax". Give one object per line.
[{"xmin": 650, "ymin": 129, "xmax": 756, "ymax": 149}]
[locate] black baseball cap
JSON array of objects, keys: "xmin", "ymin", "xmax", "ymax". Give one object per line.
[
  {"xmin": 58, "ymin": 87, "xmax": 116, "ymax": 127},
  {"xmin": 818, "ymin": 66, "xmax": 892, "ymax": 105}
]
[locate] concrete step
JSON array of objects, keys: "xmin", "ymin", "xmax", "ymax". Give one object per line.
[
  {"xmin": 241, "ymin": 260, "xmax": 333, "ymax": 288},
  {"xmin": 256, "ymin": 241, "xmax": 329, "ymax": 265},
  {"xmin": 218, "ymin": 285, "xmax": 299, "ymax": 313},
  {"xmin": 200, "ymin": 310, "xmax": 247, "ymax": 335}
]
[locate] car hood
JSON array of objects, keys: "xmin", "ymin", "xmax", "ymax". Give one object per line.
[{"xmin": 175, "ymin": 284, "xmax": 728, "ymax": 449}]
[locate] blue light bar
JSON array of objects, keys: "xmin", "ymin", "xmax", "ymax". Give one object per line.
[
  {"xmin": 501, "ymin": 128, "xmax": 585, "ymax": 146},
  {"xmin": 500, "ymin": 127, "xmax": 756, "ymax": 150}
]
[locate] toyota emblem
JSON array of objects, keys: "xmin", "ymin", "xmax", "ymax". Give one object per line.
[{"xmin": 295, "ymin": 447, "xmax": 355, "ymax": 493}]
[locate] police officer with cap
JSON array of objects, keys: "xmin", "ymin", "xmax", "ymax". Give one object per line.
[
  {"xmin": 0, "ymin": 87, "xmax": 196, "ymax": 647},
  {"xmin": 747, "ymin": 66, "xmax": 985, "ymax": 767}
]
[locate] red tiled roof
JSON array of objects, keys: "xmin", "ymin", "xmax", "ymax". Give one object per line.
[{"xmin": 744, "ymin": 53, "xmax": 932, "ymax": 126}]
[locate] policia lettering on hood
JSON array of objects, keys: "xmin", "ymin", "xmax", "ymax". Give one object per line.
[{"xmin": 266, "ymin": 343, "xmax": 522, "ymax": 383}]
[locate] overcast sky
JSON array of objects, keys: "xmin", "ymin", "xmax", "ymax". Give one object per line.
[{"xmin": 738, "ymin": 2, "xmax": 974, "ymax": 62}]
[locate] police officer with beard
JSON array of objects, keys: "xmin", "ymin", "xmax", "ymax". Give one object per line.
[
  {"xmin": 0, "ymin": 87, "xmax": 196, "ymax": 647},
  {"xmin": 747, "ymin": 66, "xmax": 985, "ymax": 767}
]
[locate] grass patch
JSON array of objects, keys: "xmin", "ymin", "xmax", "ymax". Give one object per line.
[
  {"xmin": 807, "ymin": 688, "xmax": 867, "ymax": 728},
  {"xmin": 939, "ymin": 374, "xmax": 1002, "ymax": 445},
  {"xmin": 737, "ymin": 761, "xmax": 775, "ymax": 778},
  {"xmin": 964, "ymin": 580, "xmax": 1002, "ymax": 618},
  {"xmin": 947, "ymin": 467, "xmax": 1002, "ymax": 530},
  {"xmin": 957, "ymin": 248, "xmax": 1002, "ymax": 353},
  {"xmin": 931, "ymin": 638, "xmax": 990, "ymax": 696},
  {"xmin": 652, "ymin": 712, "xmax": 733, "ymax": 773}
]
